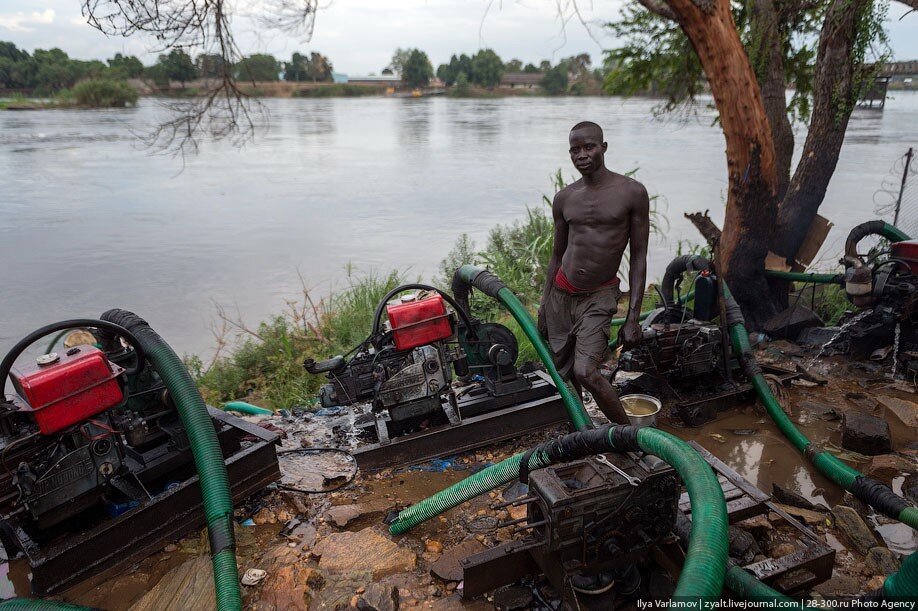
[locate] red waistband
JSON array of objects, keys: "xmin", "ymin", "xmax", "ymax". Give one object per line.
[{"xmin": 554, "ymin": 268, "xmax": 620, "ymax": 294}]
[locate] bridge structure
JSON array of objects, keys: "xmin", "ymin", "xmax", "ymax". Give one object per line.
[{"xmin": 860, "ymin": 60, "xmax": 917, "ymax": 109}]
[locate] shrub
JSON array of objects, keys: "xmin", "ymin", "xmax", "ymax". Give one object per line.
[{"xmin": 71, "ymin": 79, "xmax": 138, "ymax": 107}]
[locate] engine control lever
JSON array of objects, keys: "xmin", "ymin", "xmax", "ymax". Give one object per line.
[{"xmin": 593, "ymin": 454, "xmax": 640, "ymax": 487}]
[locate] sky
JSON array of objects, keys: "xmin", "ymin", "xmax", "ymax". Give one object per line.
[{"xmin": 0, "ymin": 0, "xmax": 916, "ymax": 74}]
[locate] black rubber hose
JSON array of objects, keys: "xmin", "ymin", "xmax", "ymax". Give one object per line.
[
  {"xmin": 660, "ymin": 255, "xmax": 713, "ymax": 315},
  {"xmin": 370, "ymin": 283, "xmax": 475, "ymax": 336},
  {"xmin": 844, "ymin": 220, "xmax": 909, "ymax": 263},
  {"xmin": 0, "ymin": 320, "xmax": 146, "ymax": 390}
]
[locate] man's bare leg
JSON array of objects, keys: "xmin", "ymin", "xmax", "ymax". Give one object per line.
[{"xmin": 573, "ymin": 362, "xmax": 629, "ymax": 425}]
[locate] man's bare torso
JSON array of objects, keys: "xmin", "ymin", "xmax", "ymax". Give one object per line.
[{"xmin": 555, "ymin": 170, "xmax": 646, "ymax": 289}]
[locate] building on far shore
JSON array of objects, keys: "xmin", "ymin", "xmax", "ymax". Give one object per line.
[
  {"xmin": 335, "ymin": 74, "xmax": 403, "ymax": 87},
  {"xmin": 499, "ymin": 73, "xmax": 544, "ymax": 89}
]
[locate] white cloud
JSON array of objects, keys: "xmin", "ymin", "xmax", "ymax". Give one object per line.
[{"xmin": 0, "ymin": 9, "xmax": 54, "ymax": 33}]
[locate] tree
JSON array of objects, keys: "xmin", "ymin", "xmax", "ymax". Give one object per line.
[
  {"xmin": 196, "ymin": 53, "xmax": 227, "ymax": 79},
  {"xmin": 523, "ymin": 63, "xmax": 541, "ymax": 73},
  {"xmin": 236, "ymin": 53, "xmax": 279, "ymax": 82},
  {"xmin": 538, "ymin": 60, "xmax": 552, "ymax": 72},
  {"xmin": 388, "ymin": 48, "xmax": 413, "ymax": 75},
  {"xmin": 470, "ymin": 49, "xmax": 503, "ymax": 87},
  {"xmin": 401, "ymin": 49, "xmax": 433, "ymax": 88},
  {"xmin": 604, "ymin": 0, "xmax": 897, "ymax": 325},
  {"xmin": 157, "ymin": 49, "xmax": 197, "ymax": 86},
  {"xmin": 285, "ymin": 52, "xmax": 308, "ymax": 81},
  {"xmin": 304, "ymin": 52, "xmax": 333, "ymax": 82},
  {"xmin": 540, "ymin": 64, "xmax": 568, "ymax": 94},
  {"xmin": 505, "ymin": 58, "xmax": 524, "ymax": 72},
  {"xmin": 107, "ymin": 53, "xmax": 144, "ymax": 78}
]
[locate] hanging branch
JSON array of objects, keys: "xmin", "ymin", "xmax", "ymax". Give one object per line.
[{"xmin": 81, "ymin": 0, "xmax": 318, "ymax": 156}]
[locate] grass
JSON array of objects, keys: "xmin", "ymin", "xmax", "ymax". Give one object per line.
[
  {"xmin": 1, "ymin": 80, "xmax": 138, "ymax": 109},
  {"xmin": 291, "ymin": 84, "xmax": 384, "ymax": 98}
]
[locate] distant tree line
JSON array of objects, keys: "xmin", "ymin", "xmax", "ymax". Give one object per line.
[{"xmin": 1, "ymin": 40, "xmax": 601, "ymax": 96}]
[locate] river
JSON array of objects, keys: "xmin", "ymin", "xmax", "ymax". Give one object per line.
[{"xmin": 2, "ymin": 93, "xmax": 917, "ymax": 358}]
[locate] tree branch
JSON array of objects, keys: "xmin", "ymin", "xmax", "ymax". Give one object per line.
[{"xmin": 637, "ymin": 0, "xmax": 678, "ymax": 21}]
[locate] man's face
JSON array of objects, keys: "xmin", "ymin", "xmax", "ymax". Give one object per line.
[{"xmin": 568, "ymin": 128, "xmax": 607, "ymax": 176}]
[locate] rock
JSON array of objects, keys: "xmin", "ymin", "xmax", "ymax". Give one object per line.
[
  {"xmin": 842, "ymin": 411, "xmax": 892, "ymax": 456},
  {"xmin": 867, "ymin": 576, "xmax": 886, "ymax": 591},
  {"xmin": 845, "ymin": 392, "xmax": 878, "ymax": 412},
  {"xmin": 866, "ymin": 547, "xmax": 901, "ymax": 575},
  {"xmin": 772, "ymin": 503, "xmax": 826, "ymax": 526},
  {"xmin": 814, "ymin": 575, "xmax": 861, "ymax": 597},
  {"xmin": 867, "ymin": 454, "xmax": 916, "ymax": 484},
  {"xmin": 798, "ymin": 401, "xmax": 838, "ymax": 421},
  {"xmin": 326, "ymin": 505, "xmax": 363, "ymax": 528},
  {"xmin": 904, "ymin": 473, "xmax": 918, "ymax": 505},
  {"xmin": 430, "ymin": 539, "xmax": 486, "ymax": 581},
  {"xmin": 315, "ymin": 528, "xmax": 416, "ymax": 580},
  {"xmin": 493, "ymin": 585, "xmax": 533, "ymax": 610},
  {"xmin": 242, "ymin": 568, "xmax": 267, "ymax": 586},
  {"xmin": 728, "ymin": 526, "xmax": 760, "ymax": 564},
  {"xmin": 736, "ymin": 515, "xmax": 771, "ymax": 538},
  {"xmin": 357, "ymin": 583, "xmax": 399, "ymax": 611},
  {"xmin": 426, "ymin": 540, "xmax": 443, "ymax": 554},
  {"xmin": 772, "ymin": 483, "xmax": 817, "ymax": 510},
  {"xmin": 163, "ymin": 543, "xmax": 177, "ymax": 553},
  {"xmin": 832, "ymin": 506, "xmax": 881, "ymax": 555},
  {"xmin": 876, "ymin": 395, "xmax": 918, "ymax": 429},
  {"xmin": 252, "ymin": 507, "xmax": 277, "ymax": 525},
  {"xmin": 771, "ymin": 543, "xmax": 797, "ymax": 558},
  {"xmin": 129, "ymin": 556, "xmax": 214, "ymax": 611}
]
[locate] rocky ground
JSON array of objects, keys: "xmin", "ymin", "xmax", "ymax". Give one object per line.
[{"xmin": 55, "ymin": 341, "xmax": 918, "ymax": 611}]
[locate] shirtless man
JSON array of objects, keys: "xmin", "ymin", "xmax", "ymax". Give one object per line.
[{"xmin": 538, "ymin": 121, "xmax": 649, "ymax": 425}]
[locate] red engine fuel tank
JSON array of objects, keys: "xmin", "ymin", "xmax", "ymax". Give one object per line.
[
  {"xmin": 386, "ymin": 295, "xmax": 453, "ymax": 351},
  {"xmin": 891, "ymin": 240, "xmax": 918, "ymax": 274},
  {"xmin": 11, "ymin": 345, "xmax": 125, "ymax": 435}
]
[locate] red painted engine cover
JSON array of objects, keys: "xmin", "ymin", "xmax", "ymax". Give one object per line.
[
  {"xmin": 891, "ymin": 240, "xmax": 918, "ymax": 274},
  {"xmin": 11, "ymin": 345, "xmax": 125, "ymax": 435},
  {"xmin": 386, "ymin": 295, "xmax": 453, "ymax": 351}
]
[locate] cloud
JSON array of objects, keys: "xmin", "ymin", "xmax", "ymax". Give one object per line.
[{"xmin": 0, "ymin": 9, "xmax": 54, "ymax": 33}]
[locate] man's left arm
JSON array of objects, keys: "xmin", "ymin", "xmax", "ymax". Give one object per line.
[{"xmin": 619, "ymin": 185, "xmax": 650, "ymax": 350}]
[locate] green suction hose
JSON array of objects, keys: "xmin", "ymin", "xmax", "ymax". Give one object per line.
[
  {"xmin": 763, "ymin": 271, "xmax": 844, "ymax": 285},
  {"xmin": 719, "ymin": 281, "xmax": 918, "ymax": 598},
  {"xmin": 223, "ymin": 401, "xmax": 273, "ymax": 416},
  {"xmin": 453, "ymin": 265, "xmax": 592, "ymax": 431},
  {"xmin": 100, "ymin": 310, "xmax": 242, "ymax": 611},
  {"xmin": 0, "ymin": 600, "xmax": 92, "ymax": 610}
]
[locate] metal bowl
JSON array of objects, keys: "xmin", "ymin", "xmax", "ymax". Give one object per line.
[{"xmin": 620, "ymin": 394, "xmax": 662, "ymax": 428}]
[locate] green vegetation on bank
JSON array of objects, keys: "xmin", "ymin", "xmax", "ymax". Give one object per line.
[{"xmin": 291, "ymin": 84, "xmax": 383, "ymax": 98}]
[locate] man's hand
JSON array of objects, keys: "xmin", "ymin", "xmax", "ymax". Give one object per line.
[{"xmin": 618, "ymin": 320, "xmax": 642, "ymax": 351}]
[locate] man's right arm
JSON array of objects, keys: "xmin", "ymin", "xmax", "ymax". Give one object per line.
[{"xmin": 539, "ymin": 193, "xmax": 568, "ymax": 329}]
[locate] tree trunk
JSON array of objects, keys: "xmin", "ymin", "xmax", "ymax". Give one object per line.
[
  {"xmin": 773, "ymin": 0, "xmax": 874, "ymax": 263},
  {"xmin": 749, "ymin": 0, "xmax": 794, "ymax": 200},
  {"xmin": 665, "ymin": 0, "xmax": 779, "ymax": 327}
]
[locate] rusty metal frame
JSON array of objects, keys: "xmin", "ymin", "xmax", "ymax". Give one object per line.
[{"xmin": 18, "ymin": 408, "xmax": 280, "ymax": 596}]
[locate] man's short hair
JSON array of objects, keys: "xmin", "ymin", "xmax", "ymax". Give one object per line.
[{"xmin": 570, "ymin": 121, "xmax": 603, "ymax": 140}]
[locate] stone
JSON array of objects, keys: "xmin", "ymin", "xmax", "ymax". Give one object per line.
[
  {"xmin": 813, "ymin": 575, "xmax": 861, "ymax": 597},
  {"xmin": 904, "ymin": 473, "xmax": 918, "ymax": 505},
  {"xmin": 253, "ymin": 507, "xmax": 277, "ymax": 525},
  {"xmin": 867, "ymin": 454, "xmax": 916, "ymax": 485},
  {"xmin": 326, "ymin": 505, "xmax": 364, "ymax": 528},
  {"xmin": 877, "ymin": 395, "xmax": 918, "ymax": 429},
  {"xmin": 832, "ymin": 505, "xmax": 881, "ymax": 555},
  {"xmin": 866, "ymin": 547, "xmax": 901, "ymax": 575},
  {"xmin": 315, "ymin": 528, "xmax": 416, "ymax": 580},
  {"xmin": 430, "ymin": 539, "xmax": 486, "ymax": 582},
  {"xmin": 798, "ymin": 401, "xmax": 838, "ymax": 421},
  {"xmin": 728, "ymin": 526, "xmax": 760, "ymax": 564},
  {"xmin": 129, "ymin": 556, "xmax": 214, "ymax": 611},
  {"xmin": 493, "ymin": 585, "xmax": 533, "ymax": 610},
  {"xmin": 357, "ymin": 583, "xmax": 399, "ymax": 611},
  {"xmin": 772, "ymin": 503, "xmax": 827, "ymax": 526},
  {"xmin": 842, "ymin": 411, "xmax": 892, "ymax": 456},
  {"xmin": 425, "ymin": 540, "xmax": 443, "ymax": 554},
  {"xmin": 771, "ymin": 543, "xmax": 797, "ymax": 558},
  {"xmin": 772, "ymin": 483, "xmax": 817, "ymax": 510},
  {"xmin": 845, "ymin": 392, "xmax": 878, "ymax": 412}
]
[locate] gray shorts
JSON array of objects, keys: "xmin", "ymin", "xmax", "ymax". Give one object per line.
[{"xmin": 544, "ymin": 283, "xmax": 621, "ymax": 380}]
